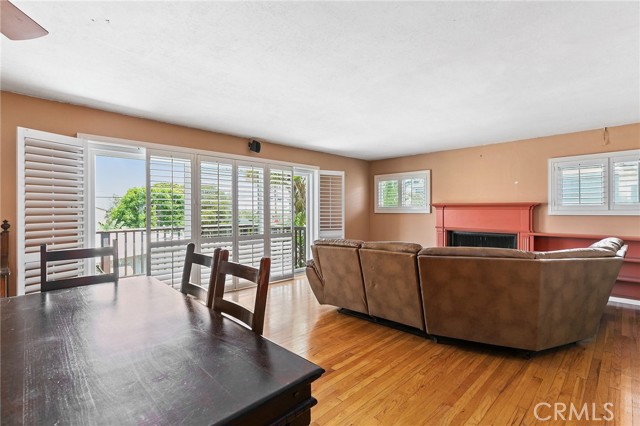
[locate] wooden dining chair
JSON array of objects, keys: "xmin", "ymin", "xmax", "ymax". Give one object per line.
[
  {"xmin": 40, "ymin": 243, "xmax": 119, "ymax": 292},
  {"xmin": 180, "ymin": 243, "xmax": 218, "ymax": 307},
  {"xmin": 211, "ymin": 249, "xmax": 271, "ymax": 334}
]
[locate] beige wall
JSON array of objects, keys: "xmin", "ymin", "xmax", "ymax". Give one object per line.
[
  {"xmin": 2, "ymin": 91, "xmax": 639, "ymax": 294},
  {"xmin": 0, "ymin": 92, "xmax": 370, "ymax": 294},
  {"xmin": 370, "ymin": 124, "xmax": 640, "ymax": 246}
]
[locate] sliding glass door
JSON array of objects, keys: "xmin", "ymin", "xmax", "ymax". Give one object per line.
[{"xmin": 17, "ymin": 128, "xmax": 300, "ymax": 294}]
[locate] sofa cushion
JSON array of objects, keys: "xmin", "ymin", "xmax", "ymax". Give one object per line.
[
  {"xmin": 418, "ymin": 246, "xmax": 536, "ymax": 259},
  {"xmin": 314, "ymin": 239, "xmax": 363, "ymax": 248},
  {"xmin": 534, "ymin": 248, "xmax": 615, "ymax": 259},
  {"xmin": 361, "ymin": 241, "xmax": 422, "ymax": 254},
  {"xmin": 589, "ymin": 237, "xmax": 624, "ymax": 253}
]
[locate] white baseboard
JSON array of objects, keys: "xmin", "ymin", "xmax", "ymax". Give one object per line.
[{"xmin": 609, "ymin": 296, "xmax": 640, "ymax": 307}]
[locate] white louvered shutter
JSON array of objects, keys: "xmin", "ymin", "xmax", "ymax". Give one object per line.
[
  {"xmin": 318, "ymin": 171, "xmax": 344, "ymax": 239},
  {"xmin": 236, "ymin": 163, "xmax": 266, "ymax": 288},
  {"xmin": 17, "ymin": 129, "xmax": 87, "ymax": 294},
  {"xmin": 147, "ymin": 152, "xmax": 193, "ymax": 288},
  {"xmin": 199, "ymin": 157, "xmax": 234, "ymax": 287},
  {"xmin": 556, "ymin": 160, "xmax": 608, "ymax": 210},
  {"xmin": 612, "ymin": 155, "xmax": 640, "ymax": 210},
  {"xmin": 269, "ymin": 167, "xmax": 293, "ymax": 280}
]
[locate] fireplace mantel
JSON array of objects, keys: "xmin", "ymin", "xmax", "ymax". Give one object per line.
[{"xmin": 432, "ymin": 202, "xmax": 540, "ymax": 250}]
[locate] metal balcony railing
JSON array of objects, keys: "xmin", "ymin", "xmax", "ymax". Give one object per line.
[{"xmin": 98, "ymin": 225, "xmax": 308, "ymax": 277}]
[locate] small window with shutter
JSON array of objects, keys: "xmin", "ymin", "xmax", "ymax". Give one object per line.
[
  {"xmin": 549, "ymin": 150, "xmax": 639, "ymax": 215},
  {"xmin": 374, "ymin": 171, "xmax": 431, "ymax": 213}
]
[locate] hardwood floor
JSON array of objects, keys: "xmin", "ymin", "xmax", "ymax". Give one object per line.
[{"xmin": 231, "ymin": 276, "xmax": 640, "ymax": 426}]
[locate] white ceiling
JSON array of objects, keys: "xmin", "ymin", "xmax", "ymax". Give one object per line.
[{"xmin": 2, "ymin": 1, "xmax": 639, "ymax": 160}]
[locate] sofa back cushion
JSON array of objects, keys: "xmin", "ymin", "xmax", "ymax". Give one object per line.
[
  {"xmin": 418, "ymin": 246, "xmax": 535, "ymax": 259},
  {"xmin": 534, "ymin": 248, "xmax": 615, "ymax": 259},
  {"xmin": 361, "ymin": 241, "xmax": 422, "ymax": 254},
  {"xmin": 359, "ymin": 242, "xmax": 424, "ymax": 330}
]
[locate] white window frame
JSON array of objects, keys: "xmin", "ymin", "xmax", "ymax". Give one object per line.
[
  {"xmin": 374, "ymin": 170, "xmax": 431, "ymax": 214},
  {"xmin": 548, "ymin": 149, "xmax": 640, "ymax": 216},
  {"xmin": 294, "ymin": 167, "xmax": 318, "ymax": 269}
]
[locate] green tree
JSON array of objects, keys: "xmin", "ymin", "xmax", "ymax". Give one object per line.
[
  {"xmin": 201, "ymin": 184, "xmax": 233, "ymax": 237},
  {"xmin": 149, "ymin": 183, "xmax": 185, "ymax": 228},
  {"xmin": 382, "ymin": 180, "xmax": 399, "ymax": 207},
  {"xmin": 100, "ymin": 187, "xmax": 146, "ymax": 230},
  {"xmin": 293, "ymin": 175, "xmax": 306, "ymax": 227},
  {"xmin": 100, "ymin": 183, "xmax": 186, "ymax": 230}
]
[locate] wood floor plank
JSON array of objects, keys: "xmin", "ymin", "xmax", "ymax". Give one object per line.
[{"xmin": 233, "ymin": 276, "xmax": 640, "ymax": 426}]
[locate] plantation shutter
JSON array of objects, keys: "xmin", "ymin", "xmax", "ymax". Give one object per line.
[
  {"xmin": 318, "ymin": 171, "xmax": 344, "ymax": 239},
  {"xmin": 612, "ymin": 155, "xmax": 640, "ymax": 209},
  {"xmin": 17, "ymin": 128, "xmax": 86, "ymax": 295},
  {"xmin": 199, "ymin": 157, "xmax": 234, "ymax": 287},
  {"xmin": 555, "ymin": 160, "xmax": 607, "ymax": 210},
  {"xmin": 236, "ymin": 162, "xmax": 266, "ymax": 288},
  {"xmin": 147, "ymin": 151, "xmax": 193, "ymax": 288},
  {"xmin": 269, "ymin": 167, "xmax": 293, "ymax": 280}
]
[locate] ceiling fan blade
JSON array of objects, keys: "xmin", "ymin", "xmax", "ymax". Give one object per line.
[{"xmin": 1, "ymin": 0, "xmax": 48, "ymax": 40}]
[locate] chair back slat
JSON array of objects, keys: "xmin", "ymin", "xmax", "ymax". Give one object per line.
[
  {"xmin": 43, "ymin": 246, "xmax": 117, "ymax": 262},
  {"xmin": 40, "ymin": 243, "xmax": 119, "ymax": 292},
  {"xmin": 191, "ymin": 252, "xmax": 212, "ymax": 268},
  {"xmin": 180, "ymin": 243, "xmax": 215, "ymax": 307},
  {"xmin": 42, "ymin": 274, "xmax": 116, "ymax": 292},
  {"xmin": 211, "ymin": 249, "xmax": 271, "ymax": 335},
  {"xmin": 218, "ymin": 262, "xmax": 259, "ymax": 283},
  {"xmin": 213, "ymin": 298, "xmax": 253, "ymax": 327}
]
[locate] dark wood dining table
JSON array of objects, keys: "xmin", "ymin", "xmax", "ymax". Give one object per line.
[{"xmin": 0, "ymin": 276, "xmax": 324, "ymax": 425}]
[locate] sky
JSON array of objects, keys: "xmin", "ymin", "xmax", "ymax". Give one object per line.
[{"xmin": 95, "ymin": 156, "xmax": 146, "ymax": 226}]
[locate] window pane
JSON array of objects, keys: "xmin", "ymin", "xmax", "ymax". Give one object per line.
[
  {"xmin": 559, "ymin": 164, "xmax": 605, "ymax": 206},
  {"xmin": 200, "ymin": 160, "xmax": 233, "ymax": 238},
  {"xmin": 269, "ymin": 168, "xmax": 293, "ymax": 234},
  {"xmin": 237, "ymin": 165, "xmax": 265, "ymax": 236},
  {"xmin": 149, "ymin": 155, "xmax": 192, "ymax": 241},
  {"xmin": 614, "ymin": 160, "xmax": 640, "ymax": 204},
  {"xmin": 377, "ymin": 180, "xmax": 399, "ymax": 208},
  {"xmin": 402, "ymin": 178, "xmax": 425, "ymax": 207}
]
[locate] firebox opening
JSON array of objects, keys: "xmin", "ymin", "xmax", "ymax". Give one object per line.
[{"xmin": 448, "ymin": 231, "xmax": 517, "ymax": 249}]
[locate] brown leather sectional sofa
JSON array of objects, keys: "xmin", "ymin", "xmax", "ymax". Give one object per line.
[{"xmin": 305, "ymin": 237, "xmax": 627, "ymax": 351}]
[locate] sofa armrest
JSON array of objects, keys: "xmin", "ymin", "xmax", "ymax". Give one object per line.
[
  {"xmin": 306, "ymin": 259, "xmax": 322, "ymax": 280},
  {"xmin": 305, "ymin": 259, "xmax": 325, "ymax": 303},
  {"xmin": 617, "ymin": 245, "xmax": 628, "ymax": 258},
  {"xmin": 589, "ymin": 237, "xmax": 624, "ymax": 253}
]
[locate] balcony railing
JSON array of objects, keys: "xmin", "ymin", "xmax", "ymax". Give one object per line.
[
  {"xmin": 293, "ymin": 226, "xmax": 306, "ymax": 270},
  {"xmin": 97, "ymin": 225, "xmax": 308, "ymax": 277}
]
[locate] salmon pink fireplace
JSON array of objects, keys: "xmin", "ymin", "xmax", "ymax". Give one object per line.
[{"xmin": 432, "ymin": 203, "xmax": 540, "ymax": 251}]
